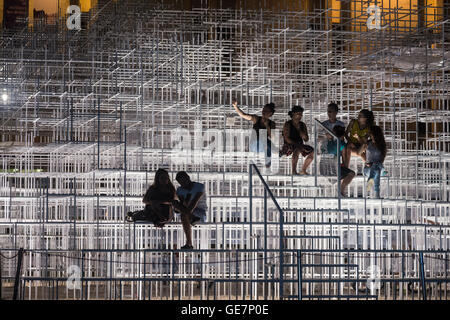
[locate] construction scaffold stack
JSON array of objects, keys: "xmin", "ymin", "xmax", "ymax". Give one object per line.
[{"xmin": 0, "ymin": 0, "xmax": 449, "ymax": 300}]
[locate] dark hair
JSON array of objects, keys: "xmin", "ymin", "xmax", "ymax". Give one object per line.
[
  {"xmin": 263, "ymin": 102, "xmax": 275, "ymax": 114},
  {"xmin": 359, "ymin": 109, "xmax": 374, "ymax": 126},
  {"xmin": 175, "ymin": 171, "xmax": 190, "ymax": 181},
  {"xmin": 151, "ymin": 168, "xmax": 175, "ymax": 196},
  {"xmin": 332, "ymin": 125, "xmax": 346, "ymax": 138},
  {"xmin": 327, "ymin": 102, "xmax": 339, "ymax": 113},
  {"xmin": 370, "ymin": 125, "xmax": 387, "ymax": 162},
  {"xmin": 288, "ymin": 105, "xmax": 304, "ymax": 118}
]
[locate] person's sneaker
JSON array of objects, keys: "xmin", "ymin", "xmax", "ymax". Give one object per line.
[
  {"xmin": 190, "ymin": 216, "xmax": 201, "ymax": 226},
  {"xmin": 181, "ymin": 244, "xmax": 194, "ymax": 250},
  {"xmin": 366, "ymin": 178, "xmax": 374, "ymax": 194},
  {"xmin": 374, "ymin": 191, "xmax": 381, "ymax": 199},
  {"xmin": 381, "ymin": 169, "xmax": 388, "ymax": 177}
]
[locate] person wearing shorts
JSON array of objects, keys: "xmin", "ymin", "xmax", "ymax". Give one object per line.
[
  {"xmin": 279, "ymin": 105, "xmax": 314, "ymax": 175},
  {"xmin": 232, "ymin": 100, "xmax": 276, "ymax": 168},
  {"xmin": 173, "ymin": 171, "xmax": 208, "ymax": 250}
]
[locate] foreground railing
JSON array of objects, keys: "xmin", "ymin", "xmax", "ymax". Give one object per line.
[{"xmin": 0, "ymin": 248, "xmax": 449, "ymax": 300}]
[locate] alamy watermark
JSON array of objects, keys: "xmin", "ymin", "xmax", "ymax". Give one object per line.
[
  {"xmin": 366, "ymin": 264, "xmax": 381, "ymax": 294},
  {"xmin": 367, "ymin": 4, "xmax": 384, "ymax": 30},
  {"xmin": 170, "ymin": 121, "xmax": 282, "ymax": 173},
  {"xmin": 66, "ymin": 5, "xmax": 81, "ymax": 31},
  {"xmin": 66, "ymin": 265, "xmax": 81, "ymax": 290}
]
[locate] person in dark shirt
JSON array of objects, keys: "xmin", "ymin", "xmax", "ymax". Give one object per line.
[
  {"xmin": 126, "ymin": 168, "xmax": 176, "ymax": 228},
  {"xmin": 279, "ymin": 105, "xmax": 314, "ymax": 175},
  {"xmin": 232, "ymin": 100, "xmax": 276, "ymax": 167}
]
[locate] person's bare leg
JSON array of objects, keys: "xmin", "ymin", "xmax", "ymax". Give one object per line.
[
  {"xmin": 341, "ymin": 172, "xmax": 355, "ymax": 196},
  {"xmin": 342, "ymin": 146, "xmax": 348, "ymax": 167},
  {"xmin": 344, "ymin": 146, "xmax": 353, "ymax": 168},
  {"xmin": 292, "ymin": 149, "xmax": 300, "ymax": 175},
  {"xmin": 347, "ymin": 148, "xmax": 361, "ymax": 168},
  {"xmin": 300, "ymin": 152, "xmax": 314, "ymax": 174},
  {"xmin": 181, "ymin": 213, "xmax": 193, "ymax": 247}
]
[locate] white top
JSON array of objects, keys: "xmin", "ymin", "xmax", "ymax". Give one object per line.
[{"xmin": 176, "ymin": 182, "xmax": 208, "ymax": 211}]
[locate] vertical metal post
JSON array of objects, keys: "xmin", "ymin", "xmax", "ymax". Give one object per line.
[
  {"xmin": 419, "ymin": 252, "xmax": 427, "ymax": 300},
  {"xmin": 249, "ymin": 164, "xmax": 252, "ymax": 240},
  {"xmin": 264, "ymin": 189, "xmax": 267, "ymax": 253},
  {"xmin": 13, "ymin": 248, "xmax": 24, "ymax": 300},
  {"xmin": 73, "ymin": 177, "xmax": 77, "ymax": 250},
  {"xmin": 297, "ymin": 250, "xmax": 302, "ymax": 300},
  {"xmin": 46, "ymin": 177, "xmax": 49, "ymax": 222},
  {"xmin": 314, "ymin": 121, "xmax": 317, "ymax": 187},
  {"xmin": 0, "ymin": 253, "xmax": 2, "ymax": 299},
  {"xmin": 337, "ymin": 138, "xmax": 341, "ymax": 210},
  {"xmin": 97, "ymin": 98, "xmax": 101, "ymax": 169},
  {"xmin": 70, "ymin": 97, "xmax": 74, "ymax": 142},
  {"xmin": 264, "ymin": 188, "xmax": 267, "ymax": 299},
  {"xmin": 279, "ymin": 193, "xmax": 284, "ymax": 299},
  {"xmin": 119, "ymin": 102, "xmax": 123, "ymax": 143},
  {"xmin": 124, "ymin": 125, "xmax": 128, "ymax": 248}
]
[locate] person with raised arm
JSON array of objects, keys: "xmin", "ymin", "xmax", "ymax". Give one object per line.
[{"xmin": 232, "ymin": 100, "xmax": 276, "ymax": 168}]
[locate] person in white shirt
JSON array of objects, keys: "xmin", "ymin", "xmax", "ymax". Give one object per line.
[
  {"xmin": 320, "ymin": 102, "xmax": 346, "ymax": 153},
  {"xmin": 173, "ymin": 171, "xmax": 207, "ymax": 250},
  {"xmin": 318, "ymin": 103, "xmax": 346, "ymax": 176}
]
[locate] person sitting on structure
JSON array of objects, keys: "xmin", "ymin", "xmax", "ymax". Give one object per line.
[
  {"xmin": 232, "ymin": 99, "xmax": 276, "ymax": 168},
  {"xmin": 126, "ymin": 168, "xmax": 176, "ymax": 227},
  {"xmin": 343, "ymin": 109, "xmax": 374, "ymax": 168},
  {"xmin": 330, "ymin": 125, "xmax": 355, "ymax": 197},
  {"xmin": 172, "ymin": 171, "xmax": 207, "ymax": 250},
  {"xmin": 320, "ymin": 102, "xmax": 346, "ymax": 153},
  {"xmin": 319, "ymin": 102, "xmax": 347, "ymax": 176},
  {"xmin": 279, "ymin": 105, "xmax": 314, "ymax": 175},
  {"xmin": 362, "ymin": 125, "xmax": 387, "ymax": 199}
]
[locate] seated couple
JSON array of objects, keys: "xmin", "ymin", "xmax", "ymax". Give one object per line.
[{"xmin": 126, "ymin": 169, "xmax": 207, "ymax": 249}]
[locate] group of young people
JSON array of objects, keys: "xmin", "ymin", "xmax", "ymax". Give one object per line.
[
  {"xmin": 232, "ymin": 100, "xmax": 387, "ymax": 198},
  {"xmin": 233, "ymin": 100, "xmax": 314, "ymax": 175},
  {"xmin": 125, "ymin": 102, "xmax": 387, "ymax": 249},
  {"xmin": 126, "ymin": 169, "xmax": 207, "ymax": 249},
  {"xmin": 320, "ymin": 103, "xmax": 387, "ymax": 198}
]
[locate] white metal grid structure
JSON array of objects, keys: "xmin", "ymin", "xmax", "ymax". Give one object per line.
[{"xmin": 0, "ymin": 0, "xmax": 449, "ymax": 300}]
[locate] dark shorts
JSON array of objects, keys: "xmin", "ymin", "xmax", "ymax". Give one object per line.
[
  {"xmin": 279, "ymin": 143, "xmax": 314, "ymax": 157},
  {"xmin": 340, "ymin": 166, "xmax": 355, "ymax": 180}
]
